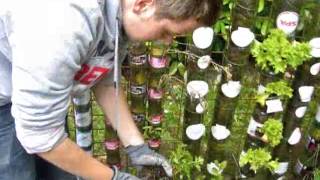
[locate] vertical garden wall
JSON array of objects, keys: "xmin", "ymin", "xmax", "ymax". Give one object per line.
[{"xmin": 66, "ymin": 0, "xmax": 320, "ymax": 179}]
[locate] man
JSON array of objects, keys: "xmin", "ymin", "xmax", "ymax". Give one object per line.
[{"xmin": 0, "ymin": 0, "xmax": 220, "ymax": 179}]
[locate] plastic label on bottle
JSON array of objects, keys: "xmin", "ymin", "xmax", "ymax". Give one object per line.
[
  {"xmin": 306, "ymin": 136, "xmax": 317, "ymax": 152},
  {"xmin": 247, "ymin": 117, "xmax": 263, "ymax": 136},
  {"xmin": 132, "ymin": 113, "xmax": 145, "ymax": 123},
  {"xmin": 298, "ymin": 86, "xmax": 314, "ymax": 102},
  {"xmin": 148, "ymin": 139, "xmax": 161, "ymax": 149},
  {"xmin": 130, "ymin": 85, "xmax": 147, "ymax": 95},
  {"xmin": 309, "ymin": 38, "xmax": 320, "ymax": 58},
  {"xmin": 192, "ymin": 26, "xmax": 214, "ymax": 49},
  {"xmin": 75, "ymin": 111, "xmax": 92, "ymax": 128},
  {"xmin": 316, "ymin": 105, "xmax": 320, "ymax": 122},
  {"xmin": 105, "ymin": 140, "xmax": 120, "ymax": 150},
  {"xmin": 197, "ymin": 55, "xmax": 211, "ymax": 69},
  {"xmin": 231, "ymin": 27, "xmax": 255, "ymax": 48},
  {"xmin": 131, "ymin": 54, "xmax": 147, "ymax": 65},
  {"xmin": 310, "ymin": 63, "xmax": 320, "ymax": 76},
  {"xmin": 150, "ymin": 114, "xmax": 163, "ymax": 125},
  {"xmin": 76, "ymin": 130, "xmax": 92, "ymax": 148},
  {"xmin": 148, "ymin": 56, "xmax": 168, "ymax": 69},
  {"xmin": 295, "ymin": 106, "xmax": 307, "ymax": 118},
  {"xmin": 257, "ymin": 84, "xmax": 266, "ymax": 95},
  {"xmin": 276, "ymin": 11, "xmax": 299, "ymax": 35},
  {"xmin": 221, "ymin": 81, "xmax": 242, "ymax": 98},
  {"xmin": 288, "ymin": 128, "xmax": 302, "ymax": 145},
  {"xmin": 295, "ymin": 159, "xmax": 305, "ymax": 175},
  {"xmin": 211, "ymin": 124, "xmax": 231, "ymax": 140},
  {"xmin": 187, "ymin": 81, "xmax": 209, "ymax": 99},
  {"xmin": 274, "ymin": 162, "xmax": 289, "ymax": 175},
  {"xmin": 73, "ymin": 90, "xmax": 91, "ymax": 105},
  {"xmin": 186, "ymin": 124, "xmax": 206, "ymax": 140},
  {"xmin": 148, "ymin": 88, "xmax": 164, "ymax": 100},
  {"xmin": 266, "ymin": 99, "xmax": 283, "ymax": 113},
  {"xmin": 196, "ymin": 102, "xmax": 206, "ymax": 114},
  {"xmin": 207, "ymin": 162, "xmax": 223, "ymax": 175}
]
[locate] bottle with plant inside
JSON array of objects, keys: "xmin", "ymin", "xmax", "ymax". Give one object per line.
[{"xmin": 129, "ymin": 42, "xmax": 148, "ymax": 130}]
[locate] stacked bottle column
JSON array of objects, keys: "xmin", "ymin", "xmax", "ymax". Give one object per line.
[
  {"xmin": 104, "ymin": 118, "xmax": 121, "ymax": 169},
  {"xmin": 147, "ymin": 41, "xmax": 168, "ymax": 134},
  {"xmin": 207, "ymin": 0, "xmax": 257, "ymax": 177},
  {"xmin": 272, "ymin": 61, "xmax": 318, "ymax": 179},
  {"xmin": 139, "ymin": 41, "xmax": 168, "ymax": 179},
  {"xmin": 73, "ymin": 90, "xmax": 93, "ymax": 154},
  {"xmin": 128, "ymin": 42, "xmax": 148, "ymax": 130},
  {"xmin": 240, "ymin": 72, "xmax": 284, "ymax": 179},
  {"xmin": 291, "ymin": 4, "xmax": 320, "ymax": 177},
  {"xmin": 294, "ymin": 106, "xmax": 320, "ymax": 178},
  {"xmin": 182, "ymin": 27, "xmax": 213, "ymax": 158},
  {"xmin": 271, "ymin": 1, "xmax": 317, "ymax": 179}
]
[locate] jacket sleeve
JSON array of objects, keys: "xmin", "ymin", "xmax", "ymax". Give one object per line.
[{"xmin": 9, "ymin": 0, "xmax": 101, "ymax": 153}]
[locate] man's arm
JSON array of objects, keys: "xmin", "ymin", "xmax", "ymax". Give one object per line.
[
  {"xmin": 93, "ymin": 82, "xmax": 144, "ymax": 147},
  {"xmin": 38, "ymin": 138, "xmax": 113, "ymax": 180}
]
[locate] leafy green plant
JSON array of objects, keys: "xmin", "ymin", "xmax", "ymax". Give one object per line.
[
  {"xmin": 251, "ymin": 29, "xmax": 311, "ymax": 74},
  {"xmin": 259, "ymin": 118, "xmax": 283, "ymax": 147},
  {"xmin": 239, "ymin": 148, "xmax": 279, "ymax": 173},
  {"xmin": 314, "ymin": 168, "xmax": 320, "ymax": 180},
  {"xmin": 143, "ymin": 126, "xmax": 163, "ymax": 140},
  {"xmin": 256, "ymin": 80, "xmax": 293, "ymax": 106},
  {"xmin": 169, "ymin": 143, "xmax": 204, "ymax": 180},
  {"xmin": 207, "ymin": 160, "xmax": 227, "ymax": 180}
]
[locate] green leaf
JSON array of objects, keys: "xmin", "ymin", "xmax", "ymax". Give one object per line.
[
  {"xmin": 258, "ymin": 0, "xmax": 265, "ymax": 13},
  {"xmin": 169, "ymin": 61, "xmax": 179, "ymax": 75},
  {"xmin": 251, "ymin": 29, "xmax": 311, "ymax": 74},
  {"xmin": 177, "ymin": 63, "xmax": 186, "ymax": 77},
  {"xmin": 239, "ymin": 148, "xmax": 279, "ymax": 172},
  {"xmin": 259, "ymin": 118, "xmax": 283, "ymax": 147}
]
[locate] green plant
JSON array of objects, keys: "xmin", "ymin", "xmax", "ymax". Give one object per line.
[
  {"xmin": 169, "ymin": 143, "xmax": 204, "ymax": 179},
  {"xmin": 314, "ymin": 168, "xmax": 320, "ymax": 180},
  {"xmin": 239, "ymin": 148, "xmax": 279, "ymax": 173},
  {"xmin": 251, "ymin": 29, "xmax": 311, "ymax": 74},
  {"xmin": 143, "ymin": 126, "xmax": 163, "ymax": 140},
  {"xmin": 256, "ymin": 80, "xmax": 293, "ymax": 106},
  {"xmin": 259, "ymin": 118, "xmax": 283, "ymax": 147},
  {"xmin": 207, "ymin": 160, "xmax": 227, "ymax": 180}
]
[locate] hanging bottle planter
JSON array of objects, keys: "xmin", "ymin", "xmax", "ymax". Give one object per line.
[
  {"xmin": 294, "ymin": 108, "xmax": 320, "ymax": 178},
  {"xmin": 128, "ymin": 42, "xmax": 148, "ymax": 130},
  {"xmin": 73, "ymin": 90, "xmax": 93, "ymax": 154},
  {"xmin": 104, "ymin": 119, "xmax": 121, "ymax": 169}
]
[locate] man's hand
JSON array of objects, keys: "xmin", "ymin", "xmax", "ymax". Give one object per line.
[
  {"xmin": 111, "ymin": 166, "xmax": 141, "ymax": 180},
  {"xmin": 126, "ymin": 144, "xmax": 173, "ymax": 177}
]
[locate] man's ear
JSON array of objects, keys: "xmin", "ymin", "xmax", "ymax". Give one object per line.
[{"xmin": 132, "ymin": 0, "xmax": 156, "ymax": 18}]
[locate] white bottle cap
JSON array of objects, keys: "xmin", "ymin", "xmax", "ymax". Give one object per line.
[
  {"xmin": 211, "ymin": 124, "xmax": 231, "ymax": 140},
  {"xmin": 186, "ymin": 124, "xmax": 206, "ymax": 140},
  {"xmin": 221, "ymin": 81, "xmax": 242, "ymax": 98},
  {"xmin": 231, "ymin": 27, "xmax": 255, "ymax": 48},
  {"xmin": 310, "ymin": 63, "xmax": 320, "ymax": 76},
  {"xmin": 288, "ymin": 128, "xmax": 301, "ymax": 145},
  {"xmin": 187, "ymin": 81, "xmax": 209, "ymax": 99},
  {"xmin": 309, "ymin": 38, "xmax": 320, "ymax": 58},
  {"xmin": 192, "ymin": 27, "xmax": 214, "ymax": 49},
  {"xmin": 295, "ymin": 106, "xmax": 307, "ymax": 118},
  {"xmin": 197, "ymin": 55, "xmax": 211, "ymax": 69},
  {"xmin": 276, "ymin": 11, "xmax": 299, "ymax": 34},
  {"xmin": 298, "ymin": 86, "xmax": 314, "ymax": 102}
]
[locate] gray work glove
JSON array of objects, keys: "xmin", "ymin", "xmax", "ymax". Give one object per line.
[
  {"xmin": 111, "ymin": 166, "xmax": 141, "ymax": 180},
  {"xmin": 126, "ymin": 144, "xmax": 173, "ymax": 177}
]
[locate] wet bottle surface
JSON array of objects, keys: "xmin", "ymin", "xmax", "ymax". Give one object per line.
[{"xmin": 129, "ymin": 42, "xmax": 148, "ymax": 130}]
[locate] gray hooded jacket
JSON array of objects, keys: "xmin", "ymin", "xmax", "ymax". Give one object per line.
[{"xmin": 0, "ymin": 0, "xmax": 127, "ymax": 153}]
